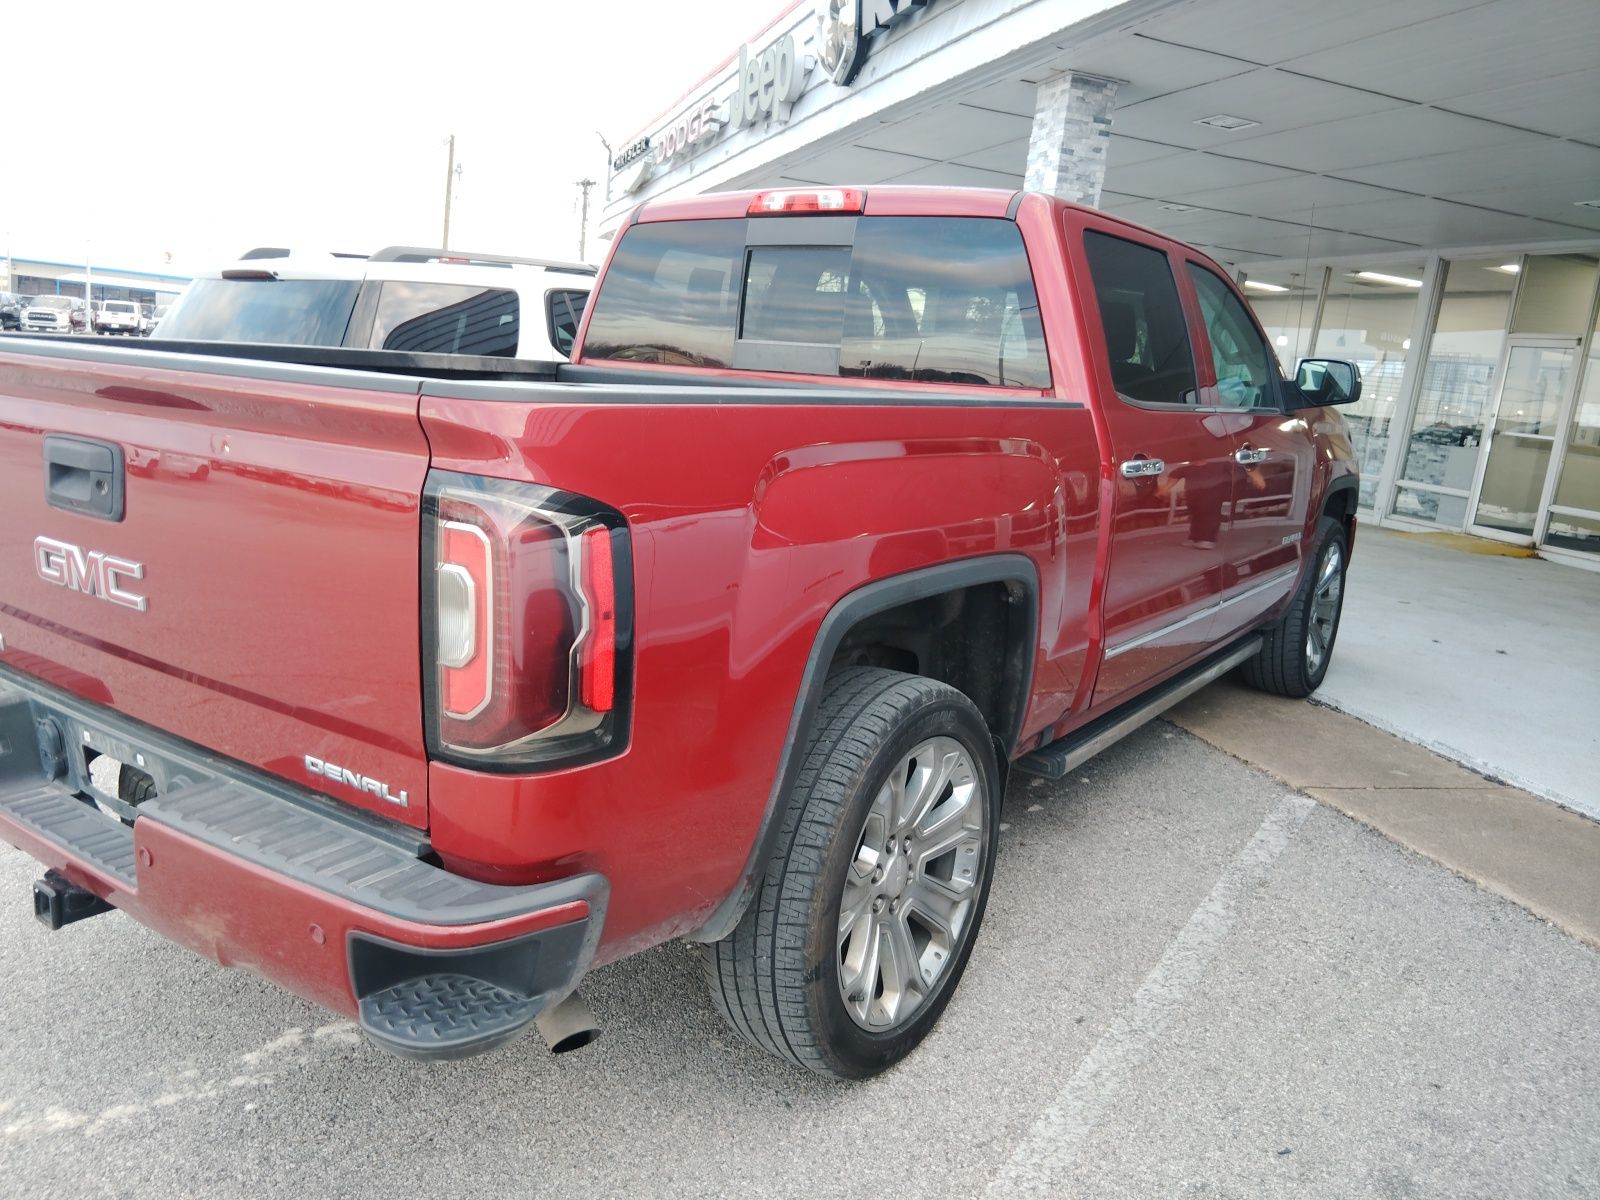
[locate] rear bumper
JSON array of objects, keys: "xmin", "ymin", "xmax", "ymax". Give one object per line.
[{"xmin": 0, "ymin": 667, "xmax": 607, "ymax": 1060}]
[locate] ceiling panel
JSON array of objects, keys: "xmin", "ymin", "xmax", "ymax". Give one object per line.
[
  {"xmin": 959, "ymin": 78, "xmax": 1042, "ymax": 119},
  {"xmin": 1224, "ymin": 230, "xmax": 1425, "ymax": 258},
  {"xmin": 883, "ymin": 162, "xmax": 1025, "ymax": 188},
  {"xmin": 1178, "ymin": 173, "xmax": 1413, "ymax": 217},
  {"xmin": 1278, "ymin": 0, "xmax": 1600, "ymax": 104},
  {"xmin": 1222, "ymin": 106, "xmax": 1526, "ymax": 173},
  {"xmin": 857, "ymin": 103, "xmax": 1034, "ymax": 161},
  {"xmin": 1107, "ymin": 151, "xmax": 1301, "ymax": 197},
  {"xmin": 1337, "ymin": 138, "xmax": 1600, "ymax": 197},
  {"xmin": 1434, "ymin": 71, "xmax": 1600, "ymax": 143},
  {"xmin": 1133, "ymin": 0, "xmax": 1482, "ymax": 65},
  {"xmin": 1112, "ymin": 69, "xmax": 1408, "ymax": 151},
  {"xmin": 952, "ymin": 138, "xmax": 1031, "ymax": 175},
  {"xmin": 1036, "ymin": 33, "xmax": 1256, "ymax": 105},
  {"xmin": 1103, "ymin": 135, "xmax": 1192, "ymax": 168},
  {"xmin": 1446, "ymin": 185, "xmax": 1600, "ymax": 232},
  {"xmin": 791, "ymin": 144, "xmax": 939, "ymax": 183}
]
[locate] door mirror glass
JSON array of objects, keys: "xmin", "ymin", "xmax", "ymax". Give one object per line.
[{"xmin": 1293, "ymin": 358, "xmax": 1362, "ymax": 407}]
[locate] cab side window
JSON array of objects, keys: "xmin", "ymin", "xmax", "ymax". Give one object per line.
[
  {"xmin": 1082, "ymin": 231, "xmax": 1198, "ymax": 407},
  {"xmin": 1187, "ymin": 264, "xmax": 1277, "ymax": 408}
]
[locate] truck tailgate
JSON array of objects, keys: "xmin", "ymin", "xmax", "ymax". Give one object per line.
[{"xmin": 0, "ymin": 342, "xmax": 432, "ymax": 828}]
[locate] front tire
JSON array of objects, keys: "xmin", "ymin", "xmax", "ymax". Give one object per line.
[
  {"xmin": 705, "ymin": 667, "xmax": 1000, "ymax": 1079},
  {"xmin": 1240, "ymin": 515, "xmax": 1347, "ymax": 698}
]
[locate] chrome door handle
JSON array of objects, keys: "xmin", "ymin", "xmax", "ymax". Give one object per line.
[
  {"xmin": 1235, "ymin": 447, "xmax": 1268, "ymax": 465},
  {"xmin": 1120, "ymin": 457, "xmax": 1165, "ymax": 478}
]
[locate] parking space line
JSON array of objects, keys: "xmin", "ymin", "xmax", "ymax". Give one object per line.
[{"xmin": 986, "ymin": 792, "xmax": 1316, "ymax": 1197}]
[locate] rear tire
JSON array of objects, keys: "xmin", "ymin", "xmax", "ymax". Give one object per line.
[
  {"xmin": 704, "ymin": 667, "xmax": 1000, "ymax": 1079},
  {"xmin": 1239, "ymin": 515, "xmax": 1347, "ymax": 698}
]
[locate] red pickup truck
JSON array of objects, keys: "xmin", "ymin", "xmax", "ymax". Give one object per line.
[{"xmin": 0, "ymin": 187, "xmax": 1360, "ymax": 1079}]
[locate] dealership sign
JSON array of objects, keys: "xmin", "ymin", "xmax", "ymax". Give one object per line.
[
  {"xmin": 817, "ymin": 0, "xmax": 931, "ymax": 86},
  {"xmin": 729, "ymin": 34, "xmax": 810, "ymax": 127},
  {"xmin": 611, "ymin": 138, "xmax": 651, "ymax": 172}
]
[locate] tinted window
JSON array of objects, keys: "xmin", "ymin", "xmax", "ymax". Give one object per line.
[
  {"xmin": 1082, "ymin": 231, "xmax": 1198, "ymax": 407},
  {"xmin": 370, "ymin": 282, "xmax": 518, "ymax": 356},
  {"xmin": 547, "ymin": 289, "xmax": 589, "ymax": 356},
  {"xmin": 583, "ymin": 216, "xmax": 1050, "ymax": 388},
  {"xmin": 741, "ymin": 246, "xmax": 850, "ymax": 344},
  {"xmin": 1187, "ymin": 264, "xmax": 1277, "ymax": 408},
  {"xmin": 581, "ymin": 219, "xmax": 744, "ymax": 367},
  {"xmin": 158, "ymin": 278, "xmax": 361, "ymax": 345}
]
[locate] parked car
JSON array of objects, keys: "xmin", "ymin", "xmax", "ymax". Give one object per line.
[
  {"xmin": 0, "ymin": 186, "xmax": 1360, "ymax": 1079},
  {"xmin": 138, "ymin": 304, "xmax": 160, "ymax": 336},
  {"xmin": 0, "ymin": 293, "xmax": 30, "ymax": 331},
  {"xmin": 158, "ymin": 245, "xmax": 597, "ymax": 360},
  {"xmin": 94, "ymin": 300, "xmax": 143, "ymax": 336},
  {"xmin": 19, "ymin": 295, "xmax": 80, "ymax": 334}
]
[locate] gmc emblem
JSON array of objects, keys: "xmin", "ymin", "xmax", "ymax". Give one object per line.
[{"xmin": 34, "ymin": 535, "xmax": 148, "ymax": 612}]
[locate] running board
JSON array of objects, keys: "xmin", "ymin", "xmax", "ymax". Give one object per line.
[{"xmin": 1016, "ymin": 637, "xmax": 1263, "ymax": 781}]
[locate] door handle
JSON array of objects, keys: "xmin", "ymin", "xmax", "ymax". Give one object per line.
[
  {"xmin": 1120, "ymin": 457, "xmax": 1166, "ymax": 479},
  {"xmin": 1235, "ymin": 447, "xmax": 1269, "ymax": 466}
]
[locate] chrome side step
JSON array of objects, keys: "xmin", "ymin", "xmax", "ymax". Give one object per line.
[{"xmin": 1016, "ymin": 637, "xmax": 1263, "ymax": 781}]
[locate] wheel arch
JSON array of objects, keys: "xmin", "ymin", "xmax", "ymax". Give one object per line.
[{"xmin": 689, "ymin": 554, "xmax": 1039, "ymax": 943}]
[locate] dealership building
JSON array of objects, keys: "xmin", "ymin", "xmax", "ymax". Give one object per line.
[
  {"xmin": 600, "ymin": 0, "xmax": 1600, "ymax": 568},
  {"xmin": 3, "ymin": 256, "xmax": 191, "ymax": 308}
]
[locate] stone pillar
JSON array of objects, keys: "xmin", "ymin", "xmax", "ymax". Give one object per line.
[{"xmin": 1024, "ymin": 72, "xmax": 1120, "ymax": 207}]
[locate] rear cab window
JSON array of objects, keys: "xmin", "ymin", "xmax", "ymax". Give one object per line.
[{"xmin": 581, "ymin": 216, "xmax": 1051, "ymax": 390}]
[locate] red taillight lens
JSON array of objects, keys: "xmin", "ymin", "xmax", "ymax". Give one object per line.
[
  {"xmin": 748, "ymin": 188, "xmax": 866, "ymax": 214},
  {"xmin": 424, "ymin": 472, "xmax": 631, "ymax": 771},
  {"xmin": 579, "ymin": 525, "xmax": 616, "ymax": 713}
]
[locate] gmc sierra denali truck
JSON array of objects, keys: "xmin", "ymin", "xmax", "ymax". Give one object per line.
[{"xmin": 0, "ymin": 187, "xmax": 1360, "ymax": 1079}]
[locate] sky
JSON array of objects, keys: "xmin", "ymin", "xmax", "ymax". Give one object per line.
[{"xmin": 1, "ymin": 0, "xmax": 768, "ymax": 275}]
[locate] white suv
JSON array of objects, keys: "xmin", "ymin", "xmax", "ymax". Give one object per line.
[{"xmin": 155, "ymin": 245, "xmax": 596, "ymax": 360}]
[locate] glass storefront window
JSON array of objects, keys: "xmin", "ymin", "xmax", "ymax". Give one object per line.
[
  {"xmin": 1315, "ymin": 264, "xmax": 1423, "ymax": 508},
  {"xmin": 1240, "ymin": 268, "xmax": 1320, "ymax": 374},
  {"xmin": 1549, "ymin": 288, "xmax": 1600, "ymax": 557},
  {"xmin": 1394, "ymin": 258, "xmax": 1518, "ymax": 525}
]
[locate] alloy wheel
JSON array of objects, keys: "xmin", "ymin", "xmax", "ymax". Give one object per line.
[
  {"xmin": 836, "ymin": 736, "xmax": 987, "ymax": 1032},
  {"xmin": 1306, "ymin": 542, "xmax": 1344, "ymax": 676}
]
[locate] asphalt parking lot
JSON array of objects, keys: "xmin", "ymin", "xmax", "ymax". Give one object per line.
[{"xmin": 2, "ymin": 720, "xmax": 1596, "ymax": 1199}]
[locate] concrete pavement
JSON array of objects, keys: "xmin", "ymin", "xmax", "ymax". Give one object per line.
[
  {"xmin": 1320, "ymin": 525, "xmax": 1600, "ymax": 819},
  {"xmin": 2, "ymin": 722, "xmax": 1596, "ymax": 1199}
]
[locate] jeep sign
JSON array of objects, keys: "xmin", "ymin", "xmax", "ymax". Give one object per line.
[{"xmin": 728, "ymin": 34, "xmax": 810, "ymax": 128}]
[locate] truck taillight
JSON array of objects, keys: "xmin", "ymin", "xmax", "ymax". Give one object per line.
[{"xmin": 423, "ymin": 472, "xmax": 632, "ymax": 771}]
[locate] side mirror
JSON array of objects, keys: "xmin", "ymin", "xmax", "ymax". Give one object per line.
[{"xmin": 1292, "ymin": 358, "xmax": 1362, "ymax": 407}]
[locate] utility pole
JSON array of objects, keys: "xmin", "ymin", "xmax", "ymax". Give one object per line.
[
  {"xmin": 442, "ymin": 134, "xmax": 456, "ymax": 249},
  {"xmin": 576, "ymin": 178, "xmax": 596, "ymax": 261}
]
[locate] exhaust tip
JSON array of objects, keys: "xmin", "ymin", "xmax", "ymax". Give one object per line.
[{"xmin": 535, "ymin": 992, "xmax": 601, "ymax": 1054}]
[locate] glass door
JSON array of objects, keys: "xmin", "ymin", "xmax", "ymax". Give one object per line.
[
  {"xmin": 1544, "ymin": 323, "xmax": 1600, "ymax": 560},
  {"xmin": 1469, "ymin": 340, "xmax": 1579, "ymax": 540}
]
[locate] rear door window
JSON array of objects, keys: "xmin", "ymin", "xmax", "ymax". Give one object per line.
[
  {"xmin": 157, "ymin": 278, "xmax": 362, "ymax": 345},
  {"xmin": 369, "ymin": 282, "xmax": 519, "ymax": 357},
  {"xmin": 1081, "ymin": 231, "xmax": 1199, "ymax": 407},
  {"xmin": 581, "ymin": 216, "xmax": 1051, "ymax": 389}
]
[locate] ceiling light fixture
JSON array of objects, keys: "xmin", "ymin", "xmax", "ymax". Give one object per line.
[
  {"xmin": 1158, "ymin": 202, "xmax": 1197, "ymax": 212},
  {"xmin": 1355, "ymin": 271, "xmax": 1423, "ymax": 288},
  {"xmin": 1244, "ymin": 280, "xmax": 1289, "ymax": 292},
  {"xmin": 1574, "ymin": 199, "xmax": 1600, "ymax": 210},
  {"xmin": 1491, "ymin": 263, "xmax": 1521, "ymax": 274},
  {"xmin": 1194, "ymin": 114, "xmax": 1260, "ymax": 131}
]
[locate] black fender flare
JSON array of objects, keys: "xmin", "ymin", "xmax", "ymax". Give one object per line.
[{"xmin": 689, "ymin": 554, "xmax": 1039, "ymax": 943}]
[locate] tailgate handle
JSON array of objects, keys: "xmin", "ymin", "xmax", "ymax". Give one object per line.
[{"xmin": 43, "ymin": 435, "xmax": 126, "ymax": 522}]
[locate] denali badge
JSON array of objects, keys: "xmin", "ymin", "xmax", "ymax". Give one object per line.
[
  {"xmin": 34, "ymin": 536, "xmax": 147, "ymax": 611},
  {"xmin": 304, "ymin": 754, "xmax": 409, "ymax": 808}
]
